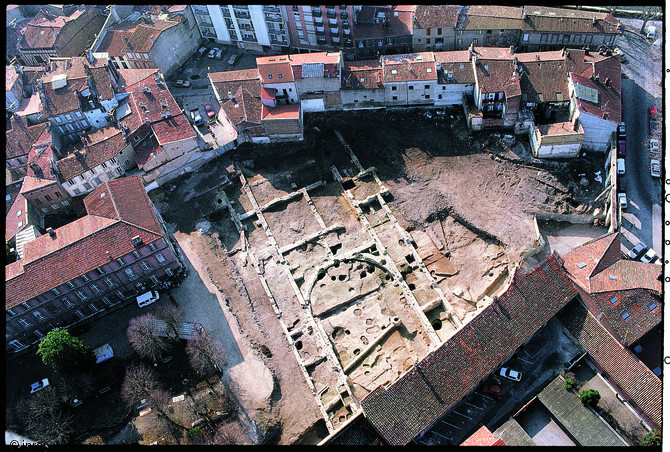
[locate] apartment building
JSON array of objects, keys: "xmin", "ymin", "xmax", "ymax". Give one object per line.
[
  {"xmin": 6, "ymin": 176, "xmax": 183, "ymax": 355},
  {"xmin": 191, "ymin": 5, "xmax": 290, "ymax": 51},
  {"xmin": 23, "ymin": 141, "xmax": 73, "ymax": 214},
  {"xmin": 95, "ymin": 9, "xmax": 200, "ymax": 78},
  {"xmin": 284, "ymin": 5, "xmax": 355, "ymax": 52},
  {"xmin": 37, "ymin": 55, "xmax": 121, "ymax": 142},
  {"xmin": 412, "ymin": 5, "xmax": 460, "ymax": 52},
  {"xmin": 380, "ymin": 52, "xmax": 437, "ymax": 107},
  {"xmin": 353, "ymin": 5, "xmax": 414, "ymax": 59},
  {"xmin": 17, "ymin": 6, "xmax": 106, "ymax": 66},
  {"xmin": 341, "ymin": 60, "xmax": 385, "ymax": 109}
]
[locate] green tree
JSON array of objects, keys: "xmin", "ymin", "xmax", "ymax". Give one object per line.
[
  {"xmin": 580, "ymin": 389, "xmax": 601, "ymax": 408},
  {"xmin": 36, "ymin": 328, "xmax": 94, "ymax": 375},
  {"xmin": 641, "ymin": 428, "xmax": 661, "ymax": 447},
  {"xmin": 563, "ymin": 378, "xmax": 575, "ymax": 390}
]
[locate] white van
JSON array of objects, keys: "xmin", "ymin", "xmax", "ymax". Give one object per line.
[
  {"xmin": 616, "ymin": 158, "xmax": 625, "ymax": 175},
  {"xmin": 137, "ymin": 290, "xmax": 160, "ymax": 308}
]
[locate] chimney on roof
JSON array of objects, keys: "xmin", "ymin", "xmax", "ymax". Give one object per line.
[
  {"xmin": 106, "ymin": 251, "xmax": 112, "ymax": 259},
  {"xmin": 561, "ymin": 47, "xmax": 565, "ymax": 57},
  {"xmin": 605, "ymin": 77, "xmax": 611, "ymax": 87},
  {"xmin": 592, "ymin": 17, "xmax": 597, "ymax": 26},
  {"xmin": 595, "ymin": 74, "xmax": 600, "ymax": 83},
  {"xmin": 509, "ymin": 45, "xmax": 515, "ymax": 54},
  {"xmin": 47, "ymin": 227, "xmax": 55, "ymax": 238},
  {"xmin": 227, "ymin": 91, "xmax": 233, "ymax": 100}
]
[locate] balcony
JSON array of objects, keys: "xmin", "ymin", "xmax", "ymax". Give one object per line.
[
  {"xmin": 344, "ymin": 38, "xmax": 353, "ymax": 46},
  {"xmin": 330, "ymin": 27, "xmax": 339, "ymax": 35},
  {"xmin": 329, "ymin": 18, "xmax": 338, "ymax": 26},
  {"xmin": 232, "ymin": 4, "xmax": 248, "ymax": 10},
  {"xmin": 242, "ymin": 34, "xmax": 258, "ymax": 43},
  {"xmin": 263, "ymin": 5, "xmax": 280, "ymax": 13},
  {"xmin": 271, "ymin": 36, "xmax": 288, "ymax": 45},
  {"xmin": 331, "ymin": 36, "xmax": 341, "ymax": 43},
  {"xmin": 312, "ymin": 7, "xmax": 322, "ymax": 16},
  {"xmin": 221, "ymin": 7, "xmax": 230, "ymax": 18},
  {"xmin": 191, "ymin": 5, "xmax": 208, "ymax": 14},
  {"xmin": 340, "ymin": 11, "xmax": 348, "ymax": 19},
  {"xmin": 316, "ymin": 25, "xmax": 325, "ymax": 33},
  {"xmin": 265, "ymin": 13, "xmax": 283, "ymax": 22},
  {"xmin": 317, "ymin": 37, "xmax": 327, "ymax": 45},
  {"xmin": 343, "ymin": 28, "xmax": 350, "ymax": 36},
  {"xmin": 235, "ymin": 11, "xmax": 250, "ymax": 19},
  {"xmin": 342, "ymin": 19, "xmax": 350, "ymax": 28},
  {"xmin": 314, "ymin": 16, "xmax": 323, "ymax": 25},
  {"xmin": 327, "ymin": 10, "xmax": 337, "ymax": 19}
]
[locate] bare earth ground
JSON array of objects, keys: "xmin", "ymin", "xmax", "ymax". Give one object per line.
[{"xmin": 150, "ymin": 108, "xmax": 603, "ymax": 444}]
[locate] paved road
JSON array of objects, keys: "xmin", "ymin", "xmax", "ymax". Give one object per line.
[{"xmin": 619, "ymin": 78, "xmax": 662, "ymax": 254}]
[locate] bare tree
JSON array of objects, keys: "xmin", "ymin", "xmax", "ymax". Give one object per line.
[
  {"xmin": 157, "ymin": 305, "xmax": 185, "ymax": 342},
  {"xmin": 639, "ymin": 6, "xmax": 658, "ymax": 33},
  {"xmin": 214, "ymin": 423, "xmax": 245, "ymax": 445},
  {"xmin": 121, "ymin": 363, "xmax": 160, "ymax": 409},
  {"xmin": 127, "ymin": 313, "xmax": 171, "ymax": 362},
  {"xmin": 55, "ymin": 372, "xmax": 96, "ymax": 403},
  {"xmin": 186, "ymin": 329, "xmax": 226, "ymax": 377},
  {"xmin": 147, "ymin": 388, "xmax": 188, "ymax": 439},
  {"xmin": 30, "ymin": 410, "xmax": 76, "ymax": 445},
  {"xmin": 16, "ymin": 387, "xmax": 76, "ymax": 445}
]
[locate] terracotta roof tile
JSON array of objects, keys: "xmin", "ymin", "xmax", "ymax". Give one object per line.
[
  {"xmin": 557, "ymin": 301, "xmax": 661, "ymax": 427},
  {"xmin": 6, "ymin": 193, "xmax": 29, "ymax": 241},
  {"xmin": 589, "ymin": 289, "xmax": 661, "ymax": 346},
  {"xmin": 6, "ymin": 181, "xmax": 23, "ymax": 216},
  {"xmin": 353, "ymin": 6, "xmax": 413, "ymax": 39},
  {"xmin": 342, "ymin": 60, "xmax": 383, "ymax": 90},
  {"xmin": 97, "ymin": 17, "xmax": 180, "ymax": 55},
  {"xmin": 7, "ymin": 65, "xmax": 21, "ymax": 91},
  {"xmin": 26, "ymin": 144, "xmax": 57, "ymax": 181},
  {"xmin": 221, "ymin": 85, "xmax": 263, "ymax": 128},
  {"xmin": 461, "ymin": 426, "xmax": 505, "ymax": 446},
  {"xmin": 413, "ymin": 5, "xmax": 460, "ymax": 29},
  {"xmin": 361, "ymin": 254, "xmax": 577, "ymax": 445},
  {"xmin": 262, "ymin": 104, "xmax": 300, "ymax": 120},
  {"xmin": 209, "ymin": 69, "xmax": 261, "ymax": 101},
  {"xmin": 522, "ymin": 6, "xmax": 622, "ymax": 34},
  {"xmin": 56, "ymin": 127, "xmax": 127, "ymax": 181},
  {"xmin": 133, "ymin": 133, "xmax": 163, "ymax": 168},
  {"xmin": 257, "ymin": 60, "xmax": 294, "ymax": 84},
  {"xmin": 19, "ymin": 8, "xmax": 85, "ymax": 50},
  {"xmin": 6, "ymin": 115, "xmax": 48, "ymax": 159},
  {"xmin": 462, "ymin": 5, "xmax": 524, "ymax": 30},
  {"xmin": 570, "ymin": 71, "xmax": 621, "ymax": 123},
  {"xmin": 474, "ymin": 58, "xmax": 519, "ymax": 96},
  {"xmin": 381, "ymin": 52, "xmax": 437, "ymax": 83}
]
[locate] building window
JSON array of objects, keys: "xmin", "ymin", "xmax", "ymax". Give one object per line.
[
  {"xmin": 104, "ymin": 277, "xmax": 115, "ymax": 288},
  {"xmin": 473, "ymin": 38, "xmax": 478, "ymax": 44},
  {"xmin": 609, "ymin": 295, "xmax": 618, "ymax": 304},
  {"xmin": 438, "ymin": 94, "xmax": 443, "ymax": 99},
  {"xmin": 648, "ymin": 302, "xmax": 657, "ymax": 310},
  {"xmin": 35, "ymin": 198, "xmax": 42, "ymax": 205},
  {"xmin": 437, "ymin": 28, "xmax": 442, "ymax": 35},
  {"xmin": 89, "ymin": 303, "xmax": 100, "ymax": 312},
  {"xmin": 392, "ymin": 96, "xmax": 398, "ymax": 101},
  {"xmin": 55, "ymin": 192, "xmax": 62, "ymax": 198},
  {"xmin": 33, "ymin": 311, "xmax": 45, "ymax": 321},
  {"xmin": 116, "ymin": 290, "xmax": 125, "ymax": 299},
  {"xmin": 97, "ymin": 267, "xmax": 105, "ymax": 275},
  {"xmin": 125, "ymin": 268, "xmax": 136, "ymax": 279},
  {"xmin": 101, "ymin": 297, "xmax": 112, "ymax": 306},
  {"xmin": 426, "ymin": 39, "xmax": 431, "ymax": 45},
  {"xmin": 457, "ymin": 38, "xmax": 463, "ymax": 45},
  {"xmin": 391, "ymin": 86, "xmax": 397, "ymax": 91},
  {"xmin": 21, "ymin": 302, "xmax": 31, "ymax": 310},
  {"xmin": 76, "ymin": 291, "xmax": 87, "ymax": 300},
  {"xmin": 81, "ymin": 274, "xmax": 90, "ymax": 282},
  {"xmin": 9, "ymin": 340, "xmax": 25, "ymax": 350},
  {"xmin": 8, "ymin": 309, "xmax": 17, "ymax": 317},
  {"xmin": 140, "ymin": 261, "xmax": 153, "ymax": 272},
  {"xmin": 425, "ymin": 85, "xmax": 430, "ymax": 89},
  {"xmin": 116, "ymin": 257, "xmax": 126, "ymax": 267},
  {"xmin": 268, "ymin": 74, "xmax": 272, "ymax": 79},
  {"xmin": 67, "ymin": 281, "xmax": 76, "ymax": 289},
  {"xmin": 18, "ymin": 319, "xmax": 30, "ymax": 328},
  {"xmin": 408, "ymin": 85, "xmax": 414, "ymax": 90},
  {"xmin": 165, "ymin": 267, "xmax": 174, "ymax": 277},
  {"xmin": 155, "ymin": 252, "xmax": 166, "ymax": 263},
  {"xmin": 91, "ymin": 284, "xmax": 101, "ymax": 294},
  {"xmin": 426, "ymin": 28, "xmax": 431, "ymax": 36},
  {"xmin": 523, "ymin": 33, "xmax": 529, "ymax": 42},
  {"xmin": 150, "ymin": 275, "xmax": 160, "ymax": 285},
  {"xmin": 133, "ymin": 250, "xmax": 142, "ymax": 259},
  {"xmin": 148, "ymin": 242, "xmax": 157, "ymax": 251},
  {"xmin": 51, "ymin": 288, "xmax": 61, "ymax": 296},
  {"xmin": 62, "ymin": 298, "xmax": 74, "ymax": 308},
  {"xmin": 425, "ymin": 95, "xmax": 430, "ymax": 99},
  {"xmin": 621, "ymin": 311, "xmax": 630, "ymax": 320},
  {"xmin": 75, "ymin": 310, "xmax": 85, "ymax": 319},
  {"xmin": 278, "ymin": 73, "xmax": 282, "ymax": 78},
  {"xmin": 45, "ymin": 194, "xmax": 52, "ymax": 201}
]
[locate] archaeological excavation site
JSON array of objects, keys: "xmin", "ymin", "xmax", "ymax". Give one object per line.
[{"xmin": 151, "ymin": 108, "xmax": 603, "ymax": 443}]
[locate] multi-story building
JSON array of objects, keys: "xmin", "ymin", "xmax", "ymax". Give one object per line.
[
  {"xmin": 17, "ymin": 6, "xmax": 106, "ymax": 66},
  {"xmin": 56, "ymin": 126, "xmax": 136, "ymax": 197},
  {"xmin": 340, "ymin": 59, "xmax": 385, "ymax": 109},
  {"xmin": 433, "ymin": 50, "xmax": 476, "ymax": 106},
  {"xmin": 284, "ymin": 5, "xmax": 356, "ymax": 53},
  {"xmin": 191, "ymin": 5, "xmax": 290, "ymax": 51},
  {"xmin": 381, "ymin": 52, "xmax": 438, "ymax": 107},
  {"xmin": 6, "ymin": 65, "xmax": 24, "ymax": 112},
  {"xmin": 6, "ymin": 176, "xmax": 183, "ymax": 354},
  {"xmin": 23, "ymin": 141, "xmax": 74, "ymax": 214},
  {"xmin": 37, "ymin": 55, "xmax": 121, "ymax": 143},
  {"xmin": 518, "ymin": 6, "xmax": 622, "ymax": 52},
  {"xmin": 353, "ymin": 5, "xmax": 414, "ymax": 59},
  {"xmin": 412, "ymin": 5, "xmax": 460, "ymax": 52},
  {"xmin": 453, "ymin": 5, "xmax": 523, "ymax": 51},
  {"xmin": 94, "ymin": 8, "xmax": 200, "ymax": 78}
]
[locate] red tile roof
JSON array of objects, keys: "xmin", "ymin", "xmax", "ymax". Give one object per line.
[
  {"xmin": 557, "ymin": 301, "xmax": 661, "ymax": 428},
  {"xmin": 589, "ymin": 289, "xmax": 661, "ymax": 346},
  {"xmin": 257, "ymin": 60, "xmax": 294, "ymax": 84},
  {"xmin": 56, "ymin": 127, "xmax": 127, "ymax": 181},
  {"xmin": 6, "ymin": 181, "xmax": 23, "ymax": 216},
  {"xmin": 26, "ymin": 144, "xmax": 57, "ymax": 181},
  {"xmin": 209, "ymin": 68, "xmax": 261, "ymax": 101},
  {"xmin": 562, "ymin": 232, "xmax": 661, "ymax": 295},
  {"xmin": 570, "ymin": 72, "xmax": 621, "ymax": 123},
  {"xmin": 96, "ymin": 16, "xmax": 181, "ymax": 56},
  {"xmin": 6, "ymin": 115, "xmax": 48, "ymax": 159},
  {"xmin": 342, "ymin": 60, "xmax": 383, "ymax": 90},
  {"xmin": 461, "ymin": 425, "xmax": 505, "ymax": 446},
  {"xmin": 19, "ymin": 8, "xmax": 85, "ymax": 50},
  {"xmin": 84, "ymin": 176, "xmax": 163, "ymax": 235},
  {"xmin": 474, "ymin": 57, "xmax": 519, "ymax": 96},
  {"xmin": 221, "ymin": 85, "xmax": 263, "ymax": 128},
  {"xmin": 6, "ymin": 65, "xmax": 21, "ymax": 91},
  {"xmin": 462, "ymin": 5, "xmax": 524, "ymax": 30},
  {"xmin": 413, "ymin": 5, "xmax": 460, "ymax": 29},
  {"xmin": 434, "ymin": 50, "xmax": 475, "ymax": 84},
  {"xmin": 537, "ymin": 121, "xmax": 583, "ymax": 136},
  {"xmin": 20, "ymin": 175, "xmax": 56, "ymax": 194},
  {"xmin": 353, "ymin": 6, "xmax": 413, "ymax": 39},
  {"xmin": 522, "ymin": 6, "xmax": 622, "ymax": 35},
  {"xmin": 133, "ymin": 133, "xmax": 164, "ymax": 168},
  {"xmin": 262, "ymin": 104, "xmax": 300, "ymax": 120},
  {"xmin": 361, "ymin": 254, "xmax": 577, "ymax": 445},
  {"xmin": 6, "ymin": 193, "xmax": 29, "ymax": 242},
  {"xmin": 381, "ymin": 52, "xmax": 437, "ymax": 83}
]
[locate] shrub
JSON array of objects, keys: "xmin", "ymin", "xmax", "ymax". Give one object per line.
[
  {"xmin": 564, "ymin": 378, "xmax": 575, "ymax": 390},
  {"xmin": 580, "ymin": 389, "xmax": 601, "ymax": 407},
  {"xmin": 187, "ymin": 427, "xmax": 203, "ymax": 440},
  {"xmin": 640, "ymin": 428, "xmax": 661, "ymax": 447}
]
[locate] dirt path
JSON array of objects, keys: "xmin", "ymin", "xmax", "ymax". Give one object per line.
[{"xmin": 172, "ymin": 230, "xmax": 322, "ymax": 444}]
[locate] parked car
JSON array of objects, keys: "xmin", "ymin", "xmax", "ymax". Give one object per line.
[
  {"xmin": 499, "ymin": 367, "xmax": 522, "ymax": 382},
  {"xmin": 628, "ymin": 242, "xmax": 647, "ymax": 260},
  {"xmin": 207, "ymin": 48, "xmax": 219, "ymax": 59},
  {"xmin": 649, "ymin": 139, "xmax": 659, "ymax": 153},
  {"xmin": 640, "ymin": 248, "xmax": 658, "ymax": 264},
  {"xmin": 617, "ymin": 122, "xmax": 626, "ymax": 139},
  {"xmin": 137, "ymin": 290, "xmax": 160, "ymax": 308},
  {"xmin": 616, "ymin": 158, "xmax": 625, "ymax": 175},
  {"xmin": 649, "ymin": 106, "xmax": 658, "ymax": 126},
  {"xmin": 228, "ymin": 52, "xmax": 240, "ymax": 65},
  {"xmin": 204, "ymin": 103, "xmax": 215, "ymax": 119},
  {"xmin": 617, "ymin": 140, "xmax": 625, "ymax": 157},
  {"xmin": 215, "ymin": 49, "xmax": 224, "ymax": 60},
  {"xmin": 30, "ymin": 378, "xmax": 50, "ymax": 394},
  {"xmin": 175, "ymin": 79, "xmax": 191, "ymax": 88},
  {"xmin": 650, "ymin": 159, "xmax": 661, "ymax": 178},
  {"xmin": 617, "ymin": 176, "xmax": 627, "ymax": 192},
  {"xmin": 480, "ymin": 382, "xmax": 503, "ymax": 397},
  {"xmin": 617, "ymin": 192, "xmax": 627, "ymax": 209},
  {"xmin": 197, "ymin": 46, "xmax": 207, "ymax": 58},
  {"xmin": 190, "ymin": 109, "xmax": 204, "ymax": 126}
]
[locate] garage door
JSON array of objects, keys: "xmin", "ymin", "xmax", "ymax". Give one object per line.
[{"xmin": 301, "ymin": 98, "xmax": 325, "ymax": 112}]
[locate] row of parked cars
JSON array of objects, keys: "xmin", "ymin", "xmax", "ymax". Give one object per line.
[
  {"xmin": 197, "ymin": 45, "xmax": 241, "ymax": 65},
  {"xmin": 628, "ymin": 242, "xmax": 659, "ymax": 264}
]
